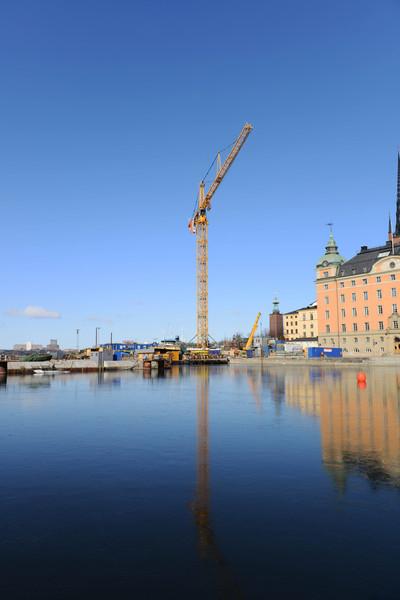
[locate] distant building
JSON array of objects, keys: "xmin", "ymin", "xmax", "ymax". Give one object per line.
[
  {"xmin": 269, "ymin": 298, "xmax": 284, "ymax": 339},
  {"xmin": 283, "ymin": 302, "xmax": 318, "ymax": 341},
  {"xmin": 46, "ymin": 339, "xmax": 60, "ymax": 351},
  {"xmin": 316, "ymin": 154, "xmax": 400, "ymax": 356},
  {"xmin": 13, "ymin": 342, "xmax": 43, "ymax": 351}
]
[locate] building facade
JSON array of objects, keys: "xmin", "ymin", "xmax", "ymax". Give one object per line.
[
  {"xmin": 316, "ymin": 154, "xmax": 400, "ymax": 356},
  {"xmin": 283, "ymin": 302, "xmax": 318, "ymax": 341}
]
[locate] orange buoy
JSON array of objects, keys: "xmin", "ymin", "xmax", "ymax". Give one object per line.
[{"xmin": 357, "ymin": 371, "xmax": 367, "ymax": 383}]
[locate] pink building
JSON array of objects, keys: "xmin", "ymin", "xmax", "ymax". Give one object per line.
[{"xmin": 316, "ymin": 155, "xmax": 400, "ymax": 356}]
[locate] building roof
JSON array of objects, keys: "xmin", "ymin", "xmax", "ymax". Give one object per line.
[
  {"xmin": 338, "ymin": 243, "xmax": 400, "ymax": 277},
  {"xmin": 317, "ymin": 232, "xmax": 345, "ymax": 268},
  {"xmin": 284, "ymin": 302, "xmax": 317, "ymax": 315}
]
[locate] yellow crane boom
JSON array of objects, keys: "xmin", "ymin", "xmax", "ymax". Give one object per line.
[
  {"xmin": 244, "ymin": 312, "xmax": 261, "ymax": 351},
  {"xmin": 189, "ymin": 123, "xmax": 253, "ymax": 347}
]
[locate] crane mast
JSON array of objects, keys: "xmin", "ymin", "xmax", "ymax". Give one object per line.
[{"xmin": 189, "ymin": 123, "xmax": 253, "ymax": 347}]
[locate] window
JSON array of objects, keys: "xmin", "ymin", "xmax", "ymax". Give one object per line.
[
  {"xmin": 354, "ymin": 348, "xmax": 360, "ymax": 353},
  {"xmin": 378, "ymin": 305, "xmax": 383, "ymax": 314},
  {"xmin": 353, "ymin": 323, "xmax": 358, "ymax": 332},
  {"xmin": 354, "ymin": 337, "xmax": 358, "ymax": 343},
  {"xmin": 343, "ymin": 337, "xmax": 347, "ymax": 342},
  {"xmin": 363, "ymin": 291, "xmax": 368, "ymax": 300},
  {"xmin": 391, "ymin": 288, "xmax": 397, "ymax": 297},
  {"xmin": 352, "ymin": 293, "xmax": 356, "ymax": 302},
  {"xmin": 393, "ymin": 304, "xmax": 398, "ymax": 313},
  {"xmin": 381, "ymin": 336, "xmax": 384, "ymax": 342},
  {"xmin": 323, "ymin": 271, "xmax": 329, "ymax": 278},
  {"xmin": 366, "ymin": 337, "xmax": 370, "ymax": 343},
  {"xmin": 341, "ymin": 324, "xmax": 346, "ymax": 332},
  {"xmin": 379, "ymin": 321, "xmax": 384, "ymax": 330},
  {"xmin": 326, "ymin": 325, "xmax": 330, "ymax": 333},
  {"xmin": 391, "ymin": 274, "xmax": 396, "ymax": 281},
  {"xmin": 352, "ymin": 308, "xmax": 357, "ymax": 317},
  {"xmin": 325, "ymin": 310, "xmax": 330, "ymax": 319},
  {"xmin": 324, "ymin": 284, "xmax": 328, "ymax": 290},
  {"xmin": 362, "ymin": 278, "xmax": 368, "ymax": 285},
  {"xmin": 376, "ymin": 276, "xmax": 381, "ymax": 283},
  {"xmin": 310, "ymin": 314, "xmax": 313, "ymax": 320},
  {"xmin": 340, "ymin": 294, "xmax": 345, "ymax": 303},
  {"xmin": 351, "ymin": 280, "xmax": 356, "ymax": 286},
  {"xmin": 340, "ymin": 281, "xmax": 344, "ymax": 288},
  {"xmin": 302, "ymin": 314, "xmax": 306, "ymax": 320},
  {"xmin": 341, "ymin": 308, "xmax": 346, "ymax": 318},
  {"xmin": 377, "ymin": 289, "xmax": 382, "ymax": 299},
  {"xmin": 303, "ymin": 324, "xmax": 306, "ymax": 329},
  {"xmin": 365, "ymin": 322, "xmax": 370, "ymax": 331},
  {"xmin": 364, "ymin": 306, "xmax": 369, "ymax": 316},
  {"xmin": 325, "ymin": 296, "xmax": 329, "ymax": 304},
  {"xmin": 394, "ymin": 321, "xmax": 399, "ymax": 329},
  {"xmin": 381, "ymin": 347, "xmax": 385, "ymax": 353}
]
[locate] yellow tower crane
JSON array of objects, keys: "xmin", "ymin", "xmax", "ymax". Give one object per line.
[{"xmin": 188, "ymin": 123, "xmax": 253, "ymax": 347}]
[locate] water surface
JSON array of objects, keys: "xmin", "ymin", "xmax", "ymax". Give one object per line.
[{"xmin": 1, "ymin": 365, "xmax": 400, "ymax": 598}]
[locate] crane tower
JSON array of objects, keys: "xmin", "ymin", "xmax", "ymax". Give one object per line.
[{"xmin": 188, "ymin": 123, "xmax": 253, "ymax": 347}]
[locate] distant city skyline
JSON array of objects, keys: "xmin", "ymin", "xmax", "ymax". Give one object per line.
[{"xmin": 1, "ymin": 0, "xmax": 399, "ymax": 348}]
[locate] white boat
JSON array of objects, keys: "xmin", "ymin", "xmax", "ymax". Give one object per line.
[{"xmin": 33, "ymin": 369, "xmax": 70, "ymax": 375}]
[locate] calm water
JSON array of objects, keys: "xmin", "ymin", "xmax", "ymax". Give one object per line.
[{"xmin": 1, "ymin": 365, "xmax": 400, "ymax": 599}]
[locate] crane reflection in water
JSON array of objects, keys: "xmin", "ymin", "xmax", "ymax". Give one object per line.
[{"xmin": 191, "ymin": 366, "xmax": 242, "ymax": 598}]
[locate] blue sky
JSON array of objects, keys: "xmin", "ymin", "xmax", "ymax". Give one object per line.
[{"xmin": 0, "ymin": 0, "xmax": 399, "ymax": 348}]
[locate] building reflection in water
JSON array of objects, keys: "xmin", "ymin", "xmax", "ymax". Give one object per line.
[
  {"xmin": 191, "ymin": 367, "xmax": 242, "ymax": 598},
  {"xmin": 271, "ymin": 367, "xmax": 400, "ymax": 491}
]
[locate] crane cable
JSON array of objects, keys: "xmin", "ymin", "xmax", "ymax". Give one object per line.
[{"xmin": 191, "ymin": 138, "xmax": 236, "ymax": 219}]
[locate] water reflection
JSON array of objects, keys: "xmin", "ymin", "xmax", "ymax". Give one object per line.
[
  {"xmin": 192, "ymin": 367, "xmax": 242, "ymax": 597},
  {"xmin": 269, "ymin": 367, "xmax": 400, "ymax": 491}
]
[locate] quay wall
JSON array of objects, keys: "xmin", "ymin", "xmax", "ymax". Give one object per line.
[{"xmin": 6, "ymin": 359, "xmax": 137, "ymax": 375}]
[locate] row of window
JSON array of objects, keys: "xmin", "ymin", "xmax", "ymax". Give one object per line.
[
  {"xmin": 321, "ymin": 336, "xmax": 386, "ymax": 345},
  {"xmin": 323, "ymin": 274, "xmax": 396, "ymax": 286},
  {"xmin": 324, "ymin": 305, "xmax": 398, "ymax": 319},
  {"xmin": 325, "ymin": 321, "xmax": 396, "ymax": 333},
  {"xmin": 324, "ymin": 289, "xmax": 397, "ymax": 304}
]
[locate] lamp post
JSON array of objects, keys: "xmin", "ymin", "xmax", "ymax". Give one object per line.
[
  {"xmin": 95, "ymin": 327, "xmax": 101, "ymax": 348},
  {"xmin": 76, "ymin": 329, "xmax": 80, "ymax": 351}
]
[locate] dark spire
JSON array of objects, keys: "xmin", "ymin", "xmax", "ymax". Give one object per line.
[
  {"xmin": 388, "ymin": 213, "xmax": 392, "ymax": 236},
  {"xmin": 396, "ymin": 152, "xmax": 400, "ymax": 236}
]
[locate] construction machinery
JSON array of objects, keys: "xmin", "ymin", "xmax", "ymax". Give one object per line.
[
  {"xmin": 244, "ymin": 312, "xmax": 261, "ymax": 351},
  {"xmin": 188, "ymin": 123, "xmax": 253, "ymax": 347}
]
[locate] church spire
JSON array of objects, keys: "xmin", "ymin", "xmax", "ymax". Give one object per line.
[
  {"xmin": 388, "ymin": 213, "xmax": 392, "ymax": 237},
  {"xmin": 395, "ymin": 152, "xmax": 400, "ymax": 236}
]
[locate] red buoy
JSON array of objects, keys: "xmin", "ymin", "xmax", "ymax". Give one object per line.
[{"xmin": 357, "ymin": 371, "xmax": 367, "ymax": 383}]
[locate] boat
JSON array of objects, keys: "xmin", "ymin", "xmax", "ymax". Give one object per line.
[{"xmin": 33, "ymin": 369, "xmax": 70, "ymax": 375}]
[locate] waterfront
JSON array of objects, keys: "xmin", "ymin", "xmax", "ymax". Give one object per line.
[{"xmin": 1, "ymin": 366, "xmax": 400, "ymax": 598}]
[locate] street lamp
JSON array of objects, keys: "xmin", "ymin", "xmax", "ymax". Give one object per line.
[{"xmin": 95, "ymin": 327, "xmax": 101, "ymax": 347}]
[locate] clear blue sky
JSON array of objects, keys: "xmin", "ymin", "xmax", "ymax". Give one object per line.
[{"xmin": 1, "ymin": 0, "xmax": 399, "ymax": 348}]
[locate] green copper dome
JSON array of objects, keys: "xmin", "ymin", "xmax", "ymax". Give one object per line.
[{"xmin": 317, "ymin": 232, "xmax": 345, "ymax": 268}]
